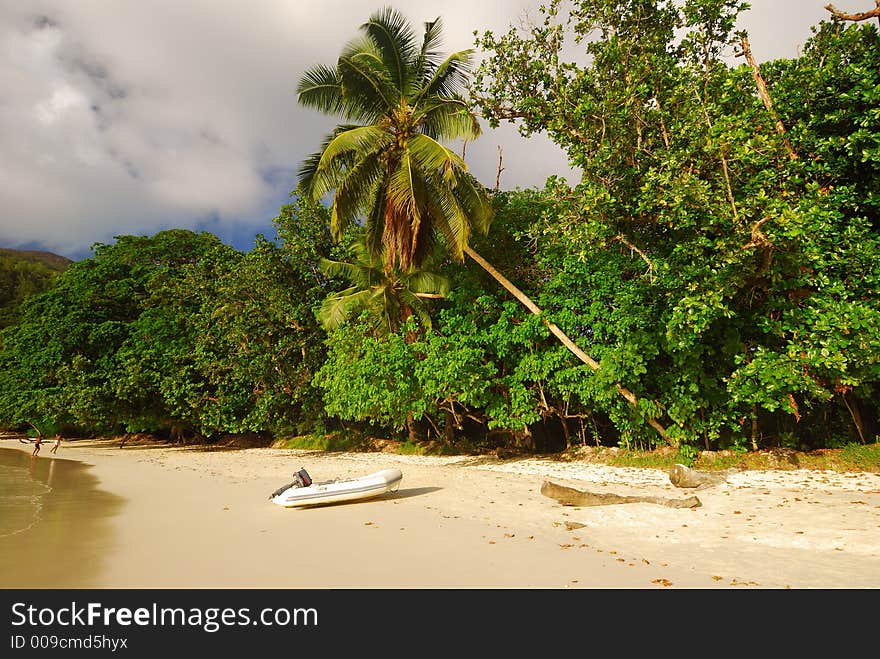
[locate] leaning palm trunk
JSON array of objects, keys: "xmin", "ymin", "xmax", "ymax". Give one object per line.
[
  {"xmin": 297, "ymin": 8, "xmax": 671, "ymax": 445},
  {"xmin": 464, "ymin": 246, "xmax": 672, "ymax": 444}
]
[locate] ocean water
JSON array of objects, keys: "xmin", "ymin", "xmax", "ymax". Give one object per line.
[
  {"xmin": 0, "ymin": 457, "xmax": 53, "ymax": 539},
  {"xmin": 0, "ymin": 445, "xmax": 125, "ymax": 587}
]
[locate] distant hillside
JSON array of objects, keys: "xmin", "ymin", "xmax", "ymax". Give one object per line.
[
  {"xmin": 0, "ymin": 248, "xmax": 72, "ymax": 272},
  {"xmin": 0, "ymin": 248, "xmax": 72, "ymax": 328}
]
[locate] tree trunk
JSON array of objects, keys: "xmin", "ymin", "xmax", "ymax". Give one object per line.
[
  {"xmin": 668, "ymin": 463, "xmax": 741, "ymax": 489},
  {"xmin": 751, "ymin": 404, "xmax": 760, "ymax": 451},
  {"xmin": 405, "ymin": 412, "xmax": 423, "ymax": 443},
  {"xmin": 444, "ymin": 410, "xmax": 456, "ymax": 444},
  {"xmin": 842, "ymin": 392, "xmax": 867, "ymax": 444},
  {"xmin": 738, "ymin": 36, "xmax": 798, "ymax": 161},
  {"xmin": 463, "ymin": 245, "xmax": 673, "ymax": 444},
  {"xmin": 541, "ymin": 480, "xmax": 701, "ymax": 508}
]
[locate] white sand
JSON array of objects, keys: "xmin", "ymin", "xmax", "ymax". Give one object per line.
[{"xmin": 4, "ymin": 439, "xmax": 880, "ymax": 589}]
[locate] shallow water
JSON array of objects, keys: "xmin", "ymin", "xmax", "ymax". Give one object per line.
[{"xmin": 0, "ymin": 445, "xmax": 125, "ymax": 588}]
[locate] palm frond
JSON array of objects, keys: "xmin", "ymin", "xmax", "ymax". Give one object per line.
[
  {"xmin": 320, "ymin": 240, "xmax": 383, "ymax": 281},
  {"xmin": 452, "ymin": 172, "xmax": 494, "ymax": 236},
  {"xmin": 421, "ymin": 176, "xmax": 472, "ymax": 262},
  {"xmin": 397, "ymin": 288, "xmax": 434, "ymax": 330},
  {"xmin": 416, "ymin": 17, "xmax": 445, "ymax": 68},
  {"xmin": 407, "ymin": 133, "xmax": 464, "ymax": 178},
  {"xmin": 331, "ymin": 153, "xmax": 385, "ymax": 241},
  {"xmin": 364, "ymin": 187, "xmax": 387, "ymax": 260},
  {"xmin": 404, "ymin": 269, "xmax": 450, "ymax": 297},
  {"xmin": 362, "ymin": 6, "xmax": 418, "ymax": 94},
  {"xmin": 317, "ymin": 125, "xmax": 390, "ymax": 172},
  {"xmin": 296, "ymin": 149, "xmax": 325, "ymax": 199},
  {"xmin": 297, "ymin": 64, "xmax": 343, "ymax": 114},
  {"xmin": 318, "ymin": 258, "xmax": 367, "ymax": 286},
  {"xmin": 338, "ymin": 35, "xmax": 398, "ymax": 116},
  {"xmin": 297, "ymin": 124, "xmax": 361, "ymax": 198},
  {"xmin": 386, "ymin": 150, "xmax": 424, "ymax": 269},
  {"xmin": 418, "ymin": 49, "xmax": 475, "ymax": 100},
  {"xmin": 418, "ymin": 99, "xmax": 482, "ymax": 142},
  {"xmin": 317, "ymin": 287, "xmax": 374, "ymax": 330}
]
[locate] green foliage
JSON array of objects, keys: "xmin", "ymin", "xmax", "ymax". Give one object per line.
[
  {"xmin": 2, "ymin": 3, "xmax": 877, "ymax": 457},
  {"xmin": 471, "ymin": 0, "xmax": 880, "ymax": 450},
  {"xmin": 837, "ymin": 442, "xmax": 880, "ymax": 471},
  {"xmin": 0, "ymin": 201, "xmax": 336, "ymax": 439},
  {"xmin": 0, "ymin": 249, "xmax": 70, "ymax": 329},
  {"xmin": 315, "ymin": 321, "xmax": 422, "ymax": 431},
  {"xmin": 317, "ymin": 237, "xmax": 450, "ymax": 336}
]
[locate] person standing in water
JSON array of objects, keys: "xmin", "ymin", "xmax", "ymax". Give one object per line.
[
  {"xmin": 50, "ymin": 435, "xmax": 61, "ymax": 454},
  {"xmin": 32, "ymin": 436, "xmax": 42, "ymax": 457}
]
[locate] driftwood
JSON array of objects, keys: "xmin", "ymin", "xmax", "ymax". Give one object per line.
[
  {"xmin": 668, "ymin": 463, "xmax": 740, "ymax": 489},
  {"xmin": 541, "ymin": 481, "xmax": 701, "ymax": 509}
]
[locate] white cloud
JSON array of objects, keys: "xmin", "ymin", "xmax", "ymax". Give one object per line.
[{"xmin": 0, "ymin": 0, "xmax": 842, "ymax": 259}]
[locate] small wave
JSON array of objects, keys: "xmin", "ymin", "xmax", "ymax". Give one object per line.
[{"xmin": 0, "ymin": 465, "xmax": 52, "ymax": 538}]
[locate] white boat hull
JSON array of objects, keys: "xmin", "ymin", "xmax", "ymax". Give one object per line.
[{"xmin": 271, "ymin": 468, "xmax": 403, "ymax": 508}]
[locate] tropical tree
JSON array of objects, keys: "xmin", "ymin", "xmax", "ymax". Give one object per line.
[
  {"xmin": 296, "ymin": 5, "xmax": 671, "ymax": 442},
  {"xmin": 472, "ymin": 0, "xmax": 880, "ymax": 449},
  {"xmin": 0, "ymin": 250, "xmax": 70, "ymax": 329},
  {"xmin": 297, "ymin": 6, "xmax": 490, "ymax": 272},
  {"xmin": 0, "ymin": 230, "xmax": 237, "ymax": 436},
  {"xmin": 318, "ymin": 238, "xmax": 449, "ymax": 337}
]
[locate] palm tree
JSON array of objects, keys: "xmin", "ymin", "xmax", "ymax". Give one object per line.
[
  {"xmin": 317, "ymin": 238, "xmax": 449, "ymax": 337},
  {"xmin": 297, "ymin": 6, "xmax": 489, "ymax": 272},
  {"xmin": 317, "ymin": 237, "xmax": 449, "ymax": 443},
  {"xmin": 297, "ymin": 6, "xmax": 671, "ymax": 443}
]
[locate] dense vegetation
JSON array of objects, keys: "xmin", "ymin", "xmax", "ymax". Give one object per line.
[
  {"xmin": 1, "ymin": 1, "xmax": 878, "ymax": 457},
  {"xmin": 0, "ymin": 249, "xmax": 71, "ymax": 329}
]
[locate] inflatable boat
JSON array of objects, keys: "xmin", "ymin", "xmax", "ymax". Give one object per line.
[{"xmin": 270, "ymin": 467, "xmax": 403, "ymax": 508}]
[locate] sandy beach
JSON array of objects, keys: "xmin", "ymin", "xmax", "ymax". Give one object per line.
[{"xmin": 2, "ymin": 438, "xmax": 879, "ymax": 589}]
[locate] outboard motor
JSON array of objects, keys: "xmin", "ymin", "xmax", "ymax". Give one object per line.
[
  {"xmin": 269, "ymin": 467, "xmax": 313, "ymax": 499},
  {"xmin": 294, "ymin": 467, "xmax": 313, "ymax": 487}
]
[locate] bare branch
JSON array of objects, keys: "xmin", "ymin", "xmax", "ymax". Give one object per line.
[
  {"xmin": 737, "ymin": 36, "xmax": 798, "ymax": 161},
  {"xmin": 693, "ymin": 87, "xmax": 739, "ymax": 221},
  {"xmin": 742, "ymin": 216, "xmax": 772, "ymax": 249},
  {"xmin": 612, "ymin": 233, "xmax": 655, "ymax": 281},
  {"xmin": 825, "ymin": 1, "xmax": 880, "ymax": 25},
  {"xmin": 495, "ymin": 145, "xmax": 505, "ymax": 191}
]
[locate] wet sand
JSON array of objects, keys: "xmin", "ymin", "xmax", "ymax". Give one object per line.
[
  {"xmin": 1, "ymin": 438, "xmax": 879, "ymax": 589},
  {"xmin": 0, "ymin": 447, "xmax": 124, "ymax": 587}
]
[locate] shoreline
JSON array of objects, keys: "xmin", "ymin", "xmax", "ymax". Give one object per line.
[{"xmin": 2, "ymin": 438, "xmax": 879, "ymax": 589}]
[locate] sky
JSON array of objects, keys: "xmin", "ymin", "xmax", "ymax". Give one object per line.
[{"xmin": 0, "ymin": 0, "xmax": 866, "ymax": 261}]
